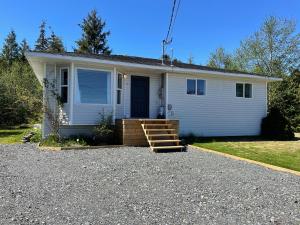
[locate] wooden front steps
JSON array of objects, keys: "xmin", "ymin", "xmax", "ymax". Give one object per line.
[{"xmin": 140, "ymin": 119, "xmax": 184, "ymax": 152}]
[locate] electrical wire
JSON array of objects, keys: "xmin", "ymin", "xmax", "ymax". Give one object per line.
[{"xmin": 165, "ymin": 0, "xmax": 177, "ymax": 42}]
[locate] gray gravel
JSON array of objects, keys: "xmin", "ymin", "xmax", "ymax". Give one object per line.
[{"xmin": 0, "ymin": 144, "xmax": 299, "ymax": 225}]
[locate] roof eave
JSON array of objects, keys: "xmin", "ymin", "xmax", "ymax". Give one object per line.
[{"xmin": 25, "ymin": 52, "xmax": 283, "ymax": 82}]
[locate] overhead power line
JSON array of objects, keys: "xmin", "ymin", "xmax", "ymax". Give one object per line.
[
  {"xmin": 162, "ymin": 0, "xmax": 181, "ymax": 65},
  {"xmin": 165, "ymin": 0, "xmax": 177, "ymax": 42}
]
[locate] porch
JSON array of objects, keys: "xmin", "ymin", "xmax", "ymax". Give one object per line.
[{"xmin": 115, "ymin": 119, "xmax": 184, "ymax": 151}]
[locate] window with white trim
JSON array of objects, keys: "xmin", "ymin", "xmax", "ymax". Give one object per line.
[
  {"xmin": 187, "ymin": 79, "xmax": 206, "ymax": 95},
  {"xmin": 76, "ymin": 68, "xmax": 111, "ymax": 104},
  {"xmin": 60, "ymin": 68, "xmax": 68, "ymax": 103},
  {"xmin": 117, "ymin": 73, "xmax": 122, "ymax": 104},
  {"xmin": 236, "ymin": 83, "xmax": 252, "ymax": 98}
]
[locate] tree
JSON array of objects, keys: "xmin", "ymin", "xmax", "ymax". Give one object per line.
[
  {"xmin": 187, "ymin": 54, "xmax": 194, "ymax": 64},
  {"xmin": 35, "ymin": 21, "xmax": 48, "ymax": 51},
  {"xmin": 1, "ymin": 30, "xmax": 19, "ymax": 64},
  {"xmin": 19, "ymin": 39, "xmax": 30, "ymax": 61},
  {"xmin": 48, "ymin": 31, "xmax": 65, "ymax": 53},
  {"xmin": 207, "ymin": 47, "xmax": 237, "ymax": 70},
  {"xmin": 235, "ymin": 16, "xmax": 300, "ymax": 77},
  {"xmin": 75, "ymin": 9, "xmax": 111, "ymax": 55}
]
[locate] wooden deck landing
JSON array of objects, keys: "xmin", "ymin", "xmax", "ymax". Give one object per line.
[{"xmin": 115, "ymin": 119, "xmax": 182, "ymax": 150}]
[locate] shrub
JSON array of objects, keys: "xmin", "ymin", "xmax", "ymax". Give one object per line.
[
  {"xmin": 30, "ymin": 129, "xmax": 42, "ymax": 143},
  {"xmin": 93, "ymin": 111, "xmax": 114, "ymax": 144},
  {"xmin": 39, "ymin": 134, "xmax": 61, "ymax": 147},
  {"xmin": 261, "ymin": 107, "xmax": 294, "ymax": 140}
]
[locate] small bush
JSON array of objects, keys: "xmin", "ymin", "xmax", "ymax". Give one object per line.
[
  {"xmin": 39, "ymin": 134, "xmax": 61, "ymax": 147},
  {"xmin": 30, "ymin": 129, "xmax": 42, "ymax": 143},
  {"xmin": 94, "ymin": 111, "xmax": 114, "ymax": 144},
  {"xmin": 261, "ymin": 107, "xmax": 294, "ymax": 140},
  {"xmin": 39, "ymin": 134, "xmax": 89, "ymax": 147}
]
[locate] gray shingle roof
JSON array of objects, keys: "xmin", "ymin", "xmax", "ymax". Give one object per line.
[{"xmin": 29, "ymin": 51, "xmax": 268, "ymax": 77}]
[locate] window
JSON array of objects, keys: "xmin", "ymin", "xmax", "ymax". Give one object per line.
[
  {"xmin": 245, "ymin": 83, "xmax": 252, "ymax": 98},
  {"xmin": 187, "ymin": 79, "xmax": 206, "ymax": 95},
  {"xmin": 236, "ymin": 83, "xmax": 252, "ymax": 98},
  {"xmin": 117, "ymin": 73, "xmax": 122, "ymax": 104},
  {"xmin": 197, "ymin": 80, "xmax": 206, "ymax": 95},
  {"xmin": 187, "ymin": 79, "xmax": 196, "ymax": 94},
  {"xmin": 76, "ymin": 69, "xmax": 111, "ymax": 104},
  {"xmin": 236, "ymin": 83, "xmax": 244, "ymax": 97},
  {"xmin": 60, "ymin": 68, "xmax": 68, "ymax": 103}
]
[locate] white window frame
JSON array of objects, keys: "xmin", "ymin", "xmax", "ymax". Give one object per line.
[
  {"xmin": 60, "ymin": 67, "xmax": 69, "ymax": 104},
  {"xmin": 117, "ymin": 73, "xmax": 123, "ymax": 105},
  {"xmin": 186, "ymin": 78, "xmax": 206, "ymax": 96},
  {"xmin": 75, "ymin": 67, "xmax": 113, "ymax": 106},
  {"xmin": 235, "ymin": 82, "xmax": 253, "ymax": 98}
]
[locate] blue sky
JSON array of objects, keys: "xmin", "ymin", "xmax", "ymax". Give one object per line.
[{"xmin": 0, "ymin": 0, "xmax": 299, "ymax": 65}]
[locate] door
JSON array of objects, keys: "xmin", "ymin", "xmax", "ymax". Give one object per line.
[{"xmin": 131, "ymin": 76, "xmax": 149, "ymax": 118}]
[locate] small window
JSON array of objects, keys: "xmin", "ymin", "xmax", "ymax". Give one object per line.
[
  {"xmin": 245, "ymin": 83, "xmax": 252, "ymax": 98},
  {"xmin": 236, "ymin": 83, "xmax": 244, "ymax": 97},
  {"xmin": 117, "ymin": 90, "xmax": 121, "ymax": 104},
  {"xmin": 187, "ymin": 79, "xmax": 196, "ymax": 95},
  {"xmin": 60, "ymin": 68, "xmax": 68, "ymax": 103},
  {"xmin": 117, "ymin": 73, "xmax": 122, "ymax": 104},
  {"xmin": 197, "ymin": 80, "xmax": 206, "ymax": 95},
  {"xmin": 117, "ymin": 73, "xmax": 122, "ymax": 89}
]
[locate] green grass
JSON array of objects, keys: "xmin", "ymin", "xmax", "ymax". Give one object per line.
[
  {"xmin": 193, "ymin": 134, "xmax": 300, "ymax": 172},
  {"xmin": 0, "ymin": 127, "xmax": 33, "ymax": 144}
]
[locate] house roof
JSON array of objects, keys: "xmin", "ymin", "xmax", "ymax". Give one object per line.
[
  {"xmin": 29, "ymin": 51, "xmax": 271, "ymax": 77},
  {"xmin": 26, "ymin": 51, "xmax": 282, "ymax": 83}
]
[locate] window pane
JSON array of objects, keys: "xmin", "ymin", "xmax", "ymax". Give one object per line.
[
  {"xmin": 61, "ymin": 69, "xmax": 68, "ymax": 85},
  {"xmin": 236, "ymin": 83, "xmax": 244, "ymax": 97},
  {"xmin": 61, "ymin": 87, "xmax": 68, "ymax": 103},
  {"xmin": 118, "ymin": 74, "xmax": 122, "ymax": 89},
  {"xmin": 245, "ymin": 83, "xmax": 252, "ymax": 98},
  {"xmin": 197, "ymin": 80, "xmax": 206, "ymax": 95},
  {"xmin": 117, "ymin": 90, "xmax": 121, "ymax": 104},
  {"xmin": 77, "ymin": 69, "xmax": 111, "ymax": 104},
  {"xmin": 187, "ymin": 79, "xmax": 196, "ymax": 94}
]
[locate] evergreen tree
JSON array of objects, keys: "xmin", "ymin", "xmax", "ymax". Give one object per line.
[
  {"xmin": 35, "ymin": 21, "xmax": 48, "ymax": 51},
  {"xmin": 19, "ymin": 39, "xmax": 30, "ymax": 61},
  {"xmin": 48, "ymin": 31, "xmax": 65, "ymax": 53},
  {"xmin": 1, "ymin": 30, "xmax": 19, "ymax": 64},
  {"xmin": 75, "ymin": 9, "xmax": 111, "ymax": 55}
]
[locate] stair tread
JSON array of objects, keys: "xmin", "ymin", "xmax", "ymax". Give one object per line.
[
  {"xmin": 143, "ymin": 124, "xmax": 172, "ymax": 126},
  {"xmin": 152, "ymin": 145, "xmax": 184, "ymax": 150},
  {"xmin": 145, "ymin": 129, "xmax": 175, "ymax": 131},
  {"xmin": 149, "ymin": 139, "xmax": 181, "ymax": 143},
  {"xmin": 148, "ymin": 134, "xmax": 177, "ymax": 137}
]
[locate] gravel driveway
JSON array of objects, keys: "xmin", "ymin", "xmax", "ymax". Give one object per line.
[{"xmin": 0, "ymin": 144, "xmax": 299, "ymax": 225}]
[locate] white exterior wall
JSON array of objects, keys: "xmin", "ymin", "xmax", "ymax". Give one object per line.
[
  {"xmin": 167, "ymin": 73, "xmax": 267, "ymax": 136},
  {"xmin": 123, "ymin": 74, "xmax": 161, "ymax": 119}
]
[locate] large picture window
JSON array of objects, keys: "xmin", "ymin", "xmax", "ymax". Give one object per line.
[{"xmin": 76, "ymin": 69, "xmax": 111, "ymax": 104}]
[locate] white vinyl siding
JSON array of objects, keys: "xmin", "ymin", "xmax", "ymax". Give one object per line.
[
  {"xmin": 123, "ymin": 74, "xmax": 161, "ymax": 119},
  {"xmin": 167, "ymin": 74, "xmax": 267, "ymax": 136}
]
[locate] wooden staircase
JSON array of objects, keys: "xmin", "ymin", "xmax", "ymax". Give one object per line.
[{"xmin": 140, "ymin": 119, "xmax": 184, "ymax": 152}]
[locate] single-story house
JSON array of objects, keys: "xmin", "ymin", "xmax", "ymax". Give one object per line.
[{"xmin": 26, "ymin": 51, "xmax": 281, "ymax": 149}]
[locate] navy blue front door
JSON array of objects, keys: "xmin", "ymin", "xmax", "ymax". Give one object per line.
[{"xmin": 131, "ymin": 76, "xmax": 149, "ymax": 118}]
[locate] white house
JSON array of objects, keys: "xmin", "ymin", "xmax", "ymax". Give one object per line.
[{"xmin": 26, "ymin": 51, "xmax": 281, "ymax": 146}]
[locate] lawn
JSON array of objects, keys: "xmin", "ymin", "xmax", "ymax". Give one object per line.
[
  {"xmin": 0, "ymin": 128, "xmax": 33, "ymax": 144},
  {"xmin": 193, "ymin": 134, "xmax": 300, "ymax": 172}
]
